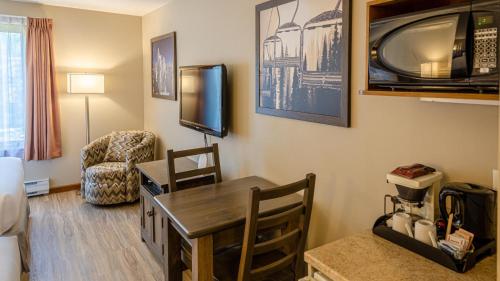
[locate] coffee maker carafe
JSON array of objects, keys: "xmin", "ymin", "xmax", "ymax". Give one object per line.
[{"xmin": 439, "ymin": 183, "xmax": 497, "ymax": 244}]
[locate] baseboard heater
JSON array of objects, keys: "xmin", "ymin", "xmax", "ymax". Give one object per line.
[{"xmin": 24, "ymin": 178, "xmax": 50, "ymax": 197}]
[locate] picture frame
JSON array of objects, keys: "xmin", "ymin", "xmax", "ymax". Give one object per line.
[
  {"xmin": 151, "ymin": 32, "xmax": 177, "ymax": 100},
  {"xmin": 255, "ymin": 0, "xmax": 351, "ymax": 127}
]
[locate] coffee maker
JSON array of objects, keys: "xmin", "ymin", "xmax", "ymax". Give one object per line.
[
  {"xmin": 386, "ymin": 171, "xmax": 443, "ymax": 221},
  {"xmin": 374, "ymin": 170, "xmax": 496, "ymax": 273}
]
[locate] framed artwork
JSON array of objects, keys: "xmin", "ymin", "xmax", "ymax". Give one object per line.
[
  {"xmin": 256, "ymin": 0, "xmax": 351, "ymax": 127},
  {"xmin": 151, "ymin": 32, "xmax": 177, "ymax": 100}
]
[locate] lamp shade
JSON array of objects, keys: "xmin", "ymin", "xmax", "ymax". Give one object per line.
[{"xmin": 67, "ymin": 73, "xmax": 104, "ymax": 94}]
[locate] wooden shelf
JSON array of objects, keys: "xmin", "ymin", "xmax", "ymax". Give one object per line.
[
  {"xmin": 362, "ymin": 90, "xmax": 500, "ymax": 100},
  {"xmin": 365, "ymin": 0, "xmax": 500, "ymax": 100},
  {"xmin": 367, "ymin": 0, "xmax": 471, "ymax": 22}
]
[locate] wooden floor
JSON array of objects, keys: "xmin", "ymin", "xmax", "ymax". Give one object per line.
[{"xmin": 27, "ymin": 190, "xmax": 165, "ymax": 281}]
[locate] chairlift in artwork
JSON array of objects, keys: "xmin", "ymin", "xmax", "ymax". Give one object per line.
[
  {"xmin": 257, "ymin": 0, "xmax": 350, "ymax": 127},
  {"xmin": 302, "ymin": 0, "xmax": 343, "ymax": 86},
  {"xmin": 275, "ymin": 0, "xmax": 302, "ymax": 110},
  {"xmin": 262, "ymin": 6, "xmax": 283, "ymax": 106}
]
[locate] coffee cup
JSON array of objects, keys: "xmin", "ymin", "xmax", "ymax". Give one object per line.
[
  {"xmin": 392, "ymin": 212, "xmax": 412, "ymax": 236},
  {"xmin": 415, "ymin": 219, "xmax": 437, "ymax": 246}
]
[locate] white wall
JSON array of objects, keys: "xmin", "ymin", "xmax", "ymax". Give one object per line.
[
  {"xmin": 142, "ymin": 0, "xmax": 499, "ymax": 247},
  {"xmin": 0, "ymin": 1, "xmax": 144, "ymax": 187}
]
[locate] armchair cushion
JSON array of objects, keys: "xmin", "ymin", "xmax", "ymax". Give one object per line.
[
  {"xmin": 103, "ymin": 131, "xmax": 143, "ymax": 162},
  {"xmin": 84, "ymin": 162, "xmax": 127, "ymax": 204}
]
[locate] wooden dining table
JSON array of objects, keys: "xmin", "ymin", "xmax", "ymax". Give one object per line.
[{"xmin": 154, "ymin": 176, "xmax": 303, "ymax": 281}]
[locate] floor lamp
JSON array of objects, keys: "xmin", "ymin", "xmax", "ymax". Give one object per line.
[{"xmin": 67, "ymin": 73, "xmax": 105, "ymax": 144}]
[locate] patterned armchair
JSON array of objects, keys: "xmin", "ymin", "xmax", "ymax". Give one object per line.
[{"xmin": 80, "ymin": 131, "xmax": 155, "ymax": 205}]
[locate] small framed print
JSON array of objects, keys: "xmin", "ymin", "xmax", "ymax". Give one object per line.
[{"xmin": 151, "ymin": 32, "xmax": 177, "ymax": 100}]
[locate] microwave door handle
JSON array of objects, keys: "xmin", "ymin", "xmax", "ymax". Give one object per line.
[{"xmin": 451, "ymin": 12, "xmax": 471, "ymax": 79}]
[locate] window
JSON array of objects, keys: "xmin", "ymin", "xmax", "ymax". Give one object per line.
[{"xmin": 0, "ymin": 15, "xmax": 26, "ymax": 158}]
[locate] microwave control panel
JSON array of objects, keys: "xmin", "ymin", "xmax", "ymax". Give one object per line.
[
  {"xmin": 473, "ymin": 12, "xmax": 498, "ymax": 75},
  {"xmin": 473, "ymin": 28, "xmax": 497, "ymax": 72}
]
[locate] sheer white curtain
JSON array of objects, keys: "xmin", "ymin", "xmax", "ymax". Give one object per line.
[{"xmin": 0, "ymin": 15, "xmax": 26, "ymax": 158}]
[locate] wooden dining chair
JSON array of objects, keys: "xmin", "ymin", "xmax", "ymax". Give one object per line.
[
  {"xmin": 165, "ymin": 143, "xmax": 223, "ymax": 273},
  {"xmin": 166, "ymin": 143, "xmax": 222, "ymax": 192},
  {"xmin": 213, "ymin": 173, "xmax": 316, "ymax": 281}
]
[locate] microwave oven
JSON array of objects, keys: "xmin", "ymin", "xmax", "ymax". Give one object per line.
[{"xmin": 369, "ymin": 0, "xmax": 499, "ymax": 92}]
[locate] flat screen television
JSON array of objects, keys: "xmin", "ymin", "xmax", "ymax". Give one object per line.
[{"xmin": 179, "ymin": 64, "xmax": 228, "ymax": 138}]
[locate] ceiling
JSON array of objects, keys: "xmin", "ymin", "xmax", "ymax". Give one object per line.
[{"xmin": 13, "ymin": 0, "xmax": 170, "ymax": 16}]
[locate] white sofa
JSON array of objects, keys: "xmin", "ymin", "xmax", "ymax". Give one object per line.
[{"xmin": 0, "ymin": 157, "xmax": 30, "ymax": 281}]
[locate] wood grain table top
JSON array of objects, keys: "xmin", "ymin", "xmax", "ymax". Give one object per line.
[
  {"xmin": 154, "ymin": 176, "xmax": 303, "ymax": 239},
  {"xmin": 136, "ymin": 158, "xmax": 197, "ymax": 187},
  {"xmin": 305, "ymin": 232, "xmax": 496, "ymax": 281}
]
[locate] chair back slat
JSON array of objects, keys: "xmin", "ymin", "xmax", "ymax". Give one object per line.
[
  {"xmin": 256, "ymin": 205, "xmax": 303, "ymax": 231},
  {"xmin": 237, "ymin": 173, "xmax": 316, "ymax": 281},
  {"xmin": 172, "ymin": 146, "xmax": 214, "ymax": 158},
  {"xmin": 253, "ymin": 229, "xmax": 300, "ymax": 256},
  {"xmin": 175, "ymin": 167, "xmax": 216, "ymax": 181},
  {"xmin": 249, "ymin": 253, "xmax": 296, "ymax": 280},
  {"xmin": 176, "ymin": 175, "xmax": 215, "ymax": 191},
  {"xmin": 259, "ymin": 179, "xmax": 308, "ymax": 201},
  {"xmin": 166, "ymin": 143, "xmax": 222, "ymax": 192}
]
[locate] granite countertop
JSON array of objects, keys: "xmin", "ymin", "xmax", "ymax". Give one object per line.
[{"xmin": 305, "ymin": 232, "xmax": 496, "ymax": 281}]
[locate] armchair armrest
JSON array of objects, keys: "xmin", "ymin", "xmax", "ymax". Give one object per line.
[
  {"xmin": 125, "ymin": 132, "xmax": 155, "ymax": 170},
  {"xmin": 81, "ymin": 135, "xmax": 111, "ymax": 170}
]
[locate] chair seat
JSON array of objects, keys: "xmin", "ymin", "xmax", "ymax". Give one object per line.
[
  {"xmin": 87, "ymin": 162, "xmax": 126, "ymax": 176},
  {"xmin": 84, "ymin": 162, "xmax": 127, "ymax": 205},
  {"xmin": 213, "ymin": 246, "xmax": 295, "ymax": 281}
]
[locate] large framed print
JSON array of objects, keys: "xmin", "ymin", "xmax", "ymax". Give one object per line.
[
  {"xmin": 256, "ymin": 0, "xmax": 351, "ymax": 127},
  {"xmin": 151, "ymin": 32, "xmax": 177, "ymax": 100}
]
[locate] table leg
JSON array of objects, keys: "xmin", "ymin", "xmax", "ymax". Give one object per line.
[
  {"xmin": 164, "ymin": 219, "xmax": 183, "ymax": 281},
  {"xmin": 191, "ymin": 235, "xmax": 213, "ymax": 281},
  {"xmin": 308, "ymin": 264, "xmax": 315, "ymax": 277}
]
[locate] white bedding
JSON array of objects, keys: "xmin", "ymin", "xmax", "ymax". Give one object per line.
[
  {"xmin": 0, "ymin": 236, "xmax": 21, "ymax": 281},
  {"xmin": 0, "ymin": 157, "xmax": 25, "ymax": 235}
]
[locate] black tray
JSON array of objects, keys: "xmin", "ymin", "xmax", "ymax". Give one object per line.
[{"xmin": 372, "ymin": 215, "xmax": 496, "ymax": 273}]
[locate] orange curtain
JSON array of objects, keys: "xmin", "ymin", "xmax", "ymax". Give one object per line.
[{"xmin": 25, "ymin": 18, "xmax": 62, "ymax": 160}]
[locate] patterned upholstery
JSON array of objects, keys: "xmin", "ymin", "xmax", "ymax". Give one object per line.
[
  {"xmin": 84, "ymin": 162, "xmax": 127, "ymax": 204},
  {"xmin": 81, "ymin": 131, "xmax": 155, "ymax": 205},
  {"xmin": 104, "ymin": 131, "xmax": 143, "ymax": 162}
]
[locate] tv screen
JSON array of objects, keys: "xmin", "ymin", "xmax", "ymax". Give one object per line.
[{"xmin": 179, "ymin": 65, "xmax": 228, "ymax": 137}]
